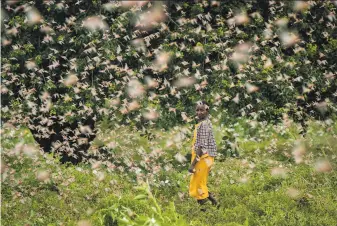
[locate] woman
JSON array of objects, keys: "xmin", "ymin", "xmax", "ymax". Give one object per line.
[{"xmin": 188, "ymin": 101, "xmax": 218, "ymax": 209}]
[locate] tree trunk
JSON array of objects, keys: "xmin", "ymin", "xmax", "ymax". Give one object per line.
[{"xmin": 29, "ymin": 117, "xmax": 96, "ymax": 164}]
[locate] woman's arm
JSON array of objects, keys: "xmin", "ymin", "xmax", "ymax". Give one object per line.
[
  {"xmin": 188, "ymin": 146, "xmax": 203, "ymax": 173},
  {"xmin": 188, "ymin": 122, "xmax": 210, "ymax": 173}
]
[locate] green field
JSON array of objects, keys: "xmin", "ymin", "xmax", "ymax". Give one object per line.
[{"xmin": 2, "ymin": 120, "xmax": 336, "ymax": 226}]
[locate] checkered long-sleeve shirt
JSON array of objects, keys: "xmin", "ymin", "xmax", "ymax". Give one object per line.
[{"xmin": 194, "ymin": 118, "xmax": 217, "ymax": 157}]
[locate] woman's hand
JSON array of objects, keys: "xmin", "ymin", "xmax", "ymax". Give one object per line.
[
  {"xmin": 188, "ymin": 165, "xmax": 196, "ymax": 173},
  {"xmin": 196, "ymin": 147, "xmax": 203, "ymax": 157}
]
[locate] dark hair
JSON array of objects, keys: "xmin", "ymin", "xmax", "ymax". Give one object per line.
[{"xmin": 196, "ymin": 101, "xmax": 209, "ymax": 110}]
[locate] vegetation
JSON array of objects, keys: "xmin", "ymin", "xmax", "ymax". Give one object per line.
[
  {"xmin": 2, "ymin": 1, "xmax": 336, "ymax": 162},
  {"xmin": 2, "ymin": 119, "xmax": 336, "ymax": 225},
  {"xmin": 1, "ymin": 1, "xmax": 337, "ymax": 225}
]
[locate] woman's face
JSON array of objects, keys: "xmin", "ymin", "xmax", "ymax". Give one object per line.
[{"xmin": 196, "ymin": 105, "xmax": 208, "ymax": 121}]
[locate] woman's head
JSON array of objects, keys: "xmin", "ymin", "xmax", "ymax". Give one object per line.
[{"xmin": 195, "ymin": 101, "xmax": 209, "ymax": 121}]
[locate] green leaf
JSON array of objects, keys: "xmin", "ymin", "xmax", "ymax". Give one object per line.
[{"xmin": 134, "ymin": 194, "xmax": 148, "ymax": 200}]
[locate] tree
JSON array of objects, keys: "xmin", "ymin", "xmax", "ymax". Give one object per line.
[{"xmin": 2, "ymin": 0, "xmax": 336, "ymax": 163}]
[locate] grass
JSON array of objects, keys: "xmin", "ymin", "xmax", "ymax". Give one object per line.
[{"xmin": 1, "ymin": 119, "xmax": 337, "ymax": 225}]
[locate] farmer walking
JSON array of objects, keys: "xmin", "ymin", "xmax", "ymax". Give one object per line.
[{"xmin": 188, "ymin": 101, "xmax": 219, "ymax": 209}]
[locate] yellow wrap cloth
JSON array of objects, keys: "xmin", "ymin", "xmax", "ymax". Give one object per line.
[{"xmin": 189, "ymin": 122, "xmax": 214, "ymax": 200}]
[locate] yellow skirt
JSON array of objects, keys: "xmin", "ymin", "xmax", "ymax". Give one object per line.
[{"xmin": 189, "ymin": 151, "xmax": 214, "ymax": 200}]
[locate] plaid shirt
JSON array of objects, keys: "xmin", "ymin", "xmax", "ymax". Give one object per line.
[{"xmin": 194, "ymin": 118, "xmax": 217, "ymax": 157}]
